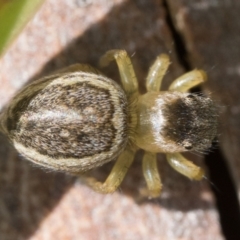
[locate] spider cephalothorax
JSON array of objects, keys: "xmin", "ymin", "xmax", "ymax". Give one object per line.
[{"xmin": 161, "ymin": 93, "xmax": 218, "ymax": 152}]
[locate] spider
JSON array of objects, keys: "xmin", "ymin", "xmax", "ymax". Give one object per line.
[{"xmin": 0, "ymin": 50, "xmax": 218, "ymax": 198}]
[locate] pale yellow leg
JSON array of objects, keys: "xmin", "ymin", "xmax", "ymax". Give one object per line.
[
  {"xmin": 142, "ymin": 152, "xmax": 162, "ymax": 198},
  {"xmin": 99, "ymin": 50, "xmax": 138, "ymax": 95},
  {"xmin": 168, "ymin": 69, "xmax": 207, "ymax": 92},
  {"xmin": 166, "ymin": 153, "xmax": 204, "ymax": 180},
  {"xmin": 146, "ymin": 54, "xmax": 170, "ymax": 92},
  {"xmin": 82, "ymin": 147, "xmax": 135, "ymax": 193}
]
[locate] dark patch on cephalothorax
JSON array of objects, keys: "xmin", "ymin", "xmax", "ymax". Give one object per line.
[
  {"xmin": 162, "ymin": 94, "xmax": 218, "ymax": 151},
  {"xmin": 8, "ymin": 80, "xmax": 128, "ymax": 160}
]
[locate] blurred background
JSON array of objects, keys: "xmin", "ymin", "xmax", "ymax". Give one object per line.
[{"xmin": 0, "ymin": 0, "xmax": 240, "ymax": 239}]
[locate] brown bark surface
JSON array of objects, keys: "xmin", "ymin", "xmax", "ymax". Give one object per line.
[{"xmin": 0, "ymin": 0, "xmax": 226, "ymax": 239}]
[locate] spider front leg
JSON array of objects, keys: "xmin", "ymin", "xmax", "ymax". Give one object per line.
[
  {"xmin": 99, "ymin": 49, "xmax": 139, "ymax": 95},
  {"xmin": 82, "ymin": 147, "xmax": 135, "ymax": 194},
  {"xmin": 166, "ymin": 153, "xmax": 204, "ymax": 180},
  {"xmin": 169, "ymin": 69, "xmax": 207, "ymax": 92}
]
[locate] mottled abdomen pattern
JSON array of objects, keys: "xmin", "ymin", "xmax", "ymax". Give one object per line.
[{"xmin": 1, "ymin": 72, "xmax": 128, "ymax": 172}]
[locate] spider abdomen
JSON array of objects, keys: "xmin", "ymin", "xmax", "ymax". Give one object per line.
[{"xmin": 1, "ymin": 71, "xmax": 128, "ymax": 173}]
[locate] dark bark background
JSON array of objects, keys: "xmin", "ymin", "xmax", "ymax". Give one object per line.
[{"xmin": 0, "ymin": 0, "xmax": 240, "ymax": 239}]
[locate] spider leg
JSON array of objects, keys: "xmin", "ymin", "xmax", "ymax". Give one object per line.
[
  {"xmin": 146, "ymin": 54, "xmax": 170, "ymax": 92},
  {"xmin": 142, "ymin": 152, "xmax": 162, "ymax": 198},
  {"xmin": 99, "ymin": 49, "xmax": 139, "ymax": 95},
  {"xmin": 166, "ymin": 153, "xmax": 204, "ymax": 180},
  {"xmin": 168, "ymin": 69, "xmax": 207, "ymax": 92},
  {"xmin": 81, "ymin": 147, "xmax": 135, "ymax": 194}
]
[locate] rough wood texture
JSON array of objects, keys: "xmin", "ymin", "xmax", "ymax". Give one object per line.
[{"xmin": 0, "ymin": 0, "xmax": 224, "ymax": 239}]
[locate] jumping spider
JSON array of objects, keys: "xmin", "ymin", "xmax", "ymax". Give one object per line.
[{"xmin": 0, "ymin": 50, "xmax": 218, "ymax": 197}]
